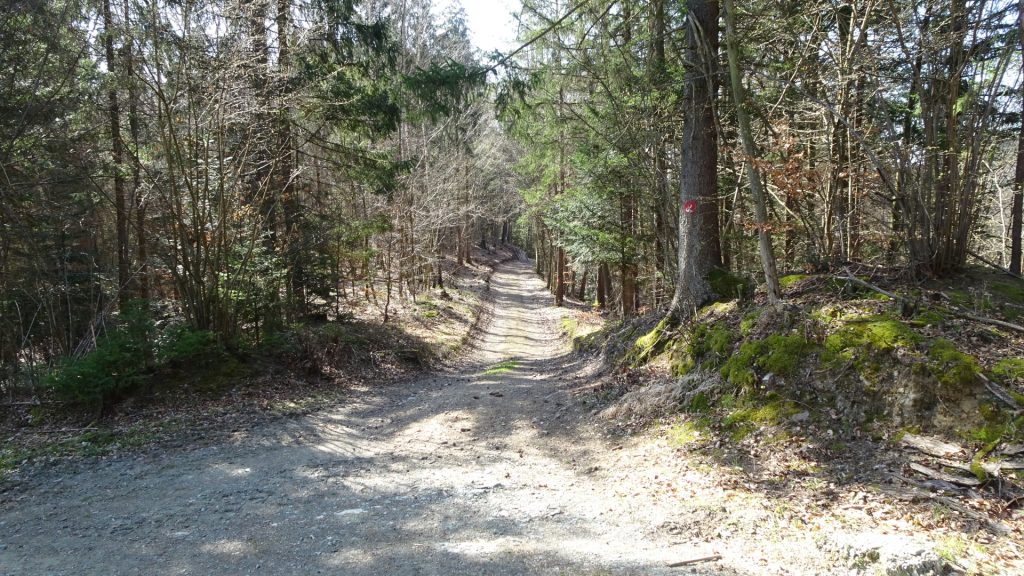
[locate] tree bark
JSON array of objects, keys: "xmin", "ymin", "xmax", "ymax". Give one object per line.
[
  {"xmin": 1011, "ymin": 0, "xmax": 1024, "ymax": 274},
  {"xmin": 670, "ymin": 0, "xmax": 718, "ymax": 317},
  {"xmin": 123, "ymin": 0, "xmax": 147, "ymax": 300}
]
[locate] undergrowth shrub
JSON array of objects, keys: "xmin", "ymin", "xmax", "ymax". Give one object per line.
[
  {"xmin": 47, "ymin": 300, "xmax": 154, "ymax": 410},
  {"xmin": 158, "ymin": 326, "xmax": 224, "ymax": 367},
  {"xmin": 47, "ymin": 302, "xmax": 231, "ymax": 411}
]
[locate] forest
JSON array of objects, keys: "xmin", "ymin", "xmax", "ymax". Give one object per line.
[
  {"xmin": 4, "ymin": 0, "xmax": 1024, "ymax": 573},
  {"xmin": 3, "ymin": 0, "xmax": 1022, "ymax": 411},
  {"xmin": 1, "ymin": 0, "xmax": 523, "ymax": 405}
]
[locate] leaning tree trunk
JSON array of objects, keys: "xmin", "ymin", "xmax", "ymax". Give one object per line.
[{"xmin": 723, "ymin": 0, "xmax": 781, "ymax": 304}]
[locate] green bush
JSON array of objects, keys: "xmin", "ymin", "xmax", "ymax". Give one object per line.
[
  {"xmin": 47, "ymin": 300, "xmax": 154, "ymax": 409},
  {"xmin": 158, "ymin": 327, "xmax": 223, "ymax": 367}
]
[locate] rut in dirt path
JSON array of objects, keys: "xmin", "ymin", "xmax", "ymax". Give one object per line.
[{"xmin": 0, "ymin": 260, "xmax": 732, "ymax": 576}]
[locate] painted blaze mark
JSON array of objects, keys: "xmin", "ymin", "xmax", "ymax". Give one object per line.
[{"xmin": 682, "ymin": 200, "xmax": 697, "ymax": 214}]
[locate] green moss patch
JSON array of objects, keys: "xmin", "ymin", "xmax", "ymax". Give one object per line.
[
  {"xmin": 991, "ymin": 358, "xmax": 1024, "ymax": 385},
  {"xmin": 669, "ymin": 321, "xmax": 737, "ymax": 377},
  {"xmin": 707, "ymin": 267, "xmax": 753, "ymax": 301},
  {"xmin": 990, "ymin": 280, "xmax": 1024, "ymax": 304},
  {"xmin": 739, "ymin": 310, "xmax": 761, "ymax": 336},
  {"xmin": 720, "ymin": 334, "xmax": 814, "ymax": 387},
  {"xmin": 779, "ymin": 274, "xmax": 812, "ymax": 289},
  {"xmin": 483, "ymin": 359, "xmax": 518, "ymax": 375},
  {"xmin": 824, "ymin": 314, "xmax": 921, "ymax": 363},
  {"xmin": 909, "ymin": 309, "xmax": 947, "ymax": 327},
  {"xmin": 723, "ymin": 395, "xmax": 802, "ymax": 441},
  {"xmin": 629, "ymin": 317, "xmax": 674, "ymax": 366},
  {"xmin": 666, "ymin": 418, "xmax": 710, "ymax": 447},
  {"xmin": 560, "ymin": 317, "xmax": 578, "ymax": 338},
  {"xmin": 926, "ymin": 338, "xmax": 980, "ymax": 391}
]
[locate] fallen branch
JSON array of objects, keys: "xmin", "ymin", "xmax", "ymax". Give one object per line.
[
  {"xmin": 947, "ymin": 308, "xmax": 1024, "ymax": 335},
  {"xmin": 967, "ymin": 249, "xmax": 1024, "ymax": 281},
  {"xmin": 837, "ymin": 270, "xmax": 1024, "ymax": 334},
  {"xmin": 839, "ymin": 271, "xmax": 903, "ymax": 301},
  {"xmin": 34, "ymin": 426, "xmax": 98, "ymax": 434},
  {"xmin": 667, "ymin": 554, "xmax": 722, "ymax": 568},
  {"xmin": 908, "ymin": 462, "xmax": 982, "ymax": 487},
  {"xmin": 978, "ymin": 373, "xmax": 1022, "ymax": 412},
  {"xmin": 933, "ymin": 458, "xmax": 1017, "ymax": 476},
  {"xmin": 883, "ymin": 476, "xmax": 1011, "ymax": 535}
]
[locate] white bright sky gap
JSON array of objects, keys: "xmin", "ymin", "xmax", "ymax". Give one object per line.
[{"xmin": 433, "ymin": 0, "xmax": 522, "ymax": 54}]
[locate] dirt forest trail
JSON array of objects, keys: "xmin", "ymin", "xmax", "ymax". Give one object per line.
[{"xmin": 0, "ymin": 260, "xmax": 742, "ymax": 576}]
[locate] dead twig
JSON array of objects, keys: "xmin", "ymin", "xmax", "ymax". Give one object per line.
[
  {"xmin": 35, "ymin": 426, "xmax": 98, "ymax": 434},
  {"xmin": 666, "ymin": 554, "xmax": 722, "ymax": 568},
  {"xmin": 946, "ymin": 308, "xmax": 1024, "ymax": 335},
  {"xmin": 908, "ymin": 462, "xmax": 983, "ymax": 487},
  {"xmin": 884, "ymin": 475, "xmax": 1011, "ymax": 536}
]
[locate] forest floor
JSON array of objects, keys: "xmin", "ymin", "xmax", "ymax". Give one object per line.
[{"xmin": 0, "ymin": 259, "xmax": 1018, "ymax": 575}]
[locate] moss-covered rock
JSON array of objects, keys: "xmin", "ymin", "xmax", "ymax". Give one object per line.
[
  {"xmin": 779, "ymin": 274, "xmax": 812, "ymax": 289},
  {"xmin": 629, "ymin": 316, "xmax": 674, "ymax": 366}
]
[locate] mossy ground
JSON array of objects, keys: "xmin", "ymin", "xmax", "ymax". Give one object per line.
[
  {"xmin": 721, "ymin": 394, "xmax": 802, "ymax": 441},
  {"xmin": 577, "ymin": 268, "xmax": 1024, "ymax": 575},
  {"xmin": 483, "ymin": 359, "xmax": 518, "ymax": 375},
  {"xmin": 596, "ymin": 267, "xmax": 1024, "ymax": 483}
]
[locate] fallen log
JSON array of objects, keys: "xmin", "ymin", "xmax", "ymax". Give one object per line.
[{"xmin": 900, "ymin": 432, "xmax": 964, "ymax": 459}]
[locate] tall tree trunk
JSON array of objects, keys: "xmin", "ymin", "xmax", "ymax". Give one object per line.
[
  {"xmin": 1011, "ymin": 0, "xmax": 1024, "ymax": 274},
  {"xmin": 621, "ymin": 261, "xmax": 637, "ymax": 317},
  {"xmin": 670, "ymin": 0, "xmax": 718, "ymax": 317},
  {"xmin": 277, "ymin": 0, "xmax": 304, "ymax": 314},
  {"xmin": 723, "ymin": 0, "xmax": 781, "ymax": 303},
  {"xmin": 103, "ymin": 0, "xmax": 129, "ymax": 307},
  {"xmin": 555, "ymin": 247, "xmax": 566, "ymax": 306},
  {"xmin": 597, "ymin": 263, "xmax": 609, "ymax": 309},
  {"xmin": 123, "ymin": 0, "xmax": 147, "ymax": 300}
]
